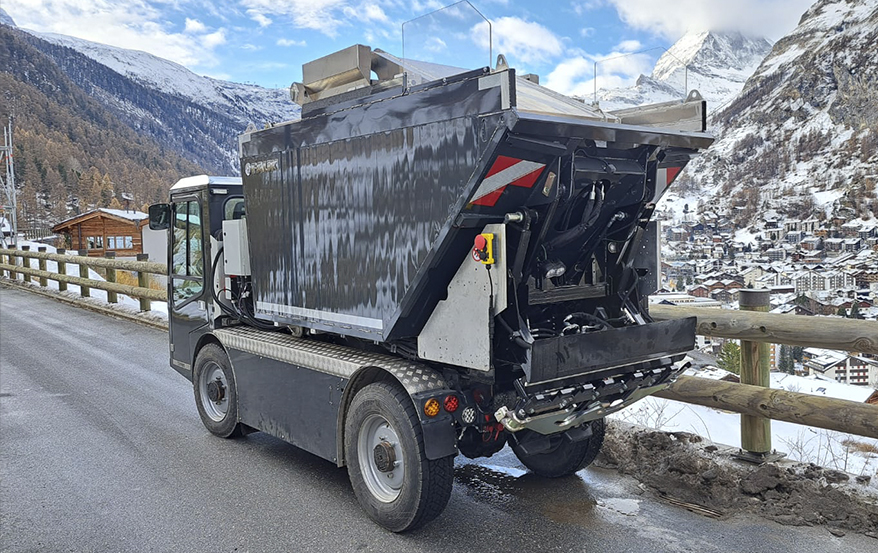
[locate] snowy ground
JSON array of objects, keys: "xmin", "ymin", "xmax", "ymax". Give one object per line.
[{"xmin": 612, "ymin": 368, "xmax": 878, "ymax": 480}]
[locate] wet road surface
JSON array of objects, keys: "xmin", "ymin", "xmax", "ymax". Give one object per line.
[{"xmin": 1, "ymin": 285, "xmax": 874, "ymax": 552}]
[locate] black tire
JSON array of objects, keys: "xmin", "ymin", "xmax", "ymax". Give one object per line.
[
  {"xmin": 344, "ymin": 382, "xmax": 454, "ymax": 532},
  {"xmin": 193, "ymin": 344, "xmax": 244, "ymax": 438},
  {"xmin": 511, "ymin": 418, "xmax": 605, "ymax": 478}
]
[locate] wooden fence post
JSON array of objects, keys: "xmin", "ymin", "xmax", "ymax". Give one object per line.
[
  {"xmin": 21, "ymin": 245, "xmax": 31, "ymax": 283},
  {"xmin": 56, "ymin": 249, "xmax": 68, "ymax": 291},
  {"xmin": 10, "ymin": 247, "xmax": 18, "ymax": 280},
  {"xmin": 37, "ymin": 246, "xmax": 48, "ymax": 287},
  {"xmin": 77, "ymin": 249, "xmax": 90, "ymax": 297},
  {"xmin": 0, "ymin": 249, "xmax": 6, "ymax": 278},
  {"xmin": 104, "ymin": 251, "xmax": 117, "ymax": 303},
  {"xmin": 137, "ymin": 253, "xmax": 151, "ymax": 312},
  {"xmin": 738, "ymin": 289, "xmax": 772, "ymax": 458}
]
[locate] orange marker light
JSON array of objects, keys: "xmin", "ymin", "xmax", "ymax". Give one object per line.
[{"xmin": 424, "ymin": 398, "xmax": 441, "ymax": 417}]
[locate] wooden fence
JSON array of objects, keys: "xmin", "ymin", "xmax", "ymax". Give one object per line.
[
  {"xmin": 1, "ymin": 247, "xmax": 876, "ymax": 444},
  {"xmin": 651, "ymin": 302, "xmax": 878, "ymax": 444},
  {"xmin": 0, "ymin": 246, "xmax": 167, "ymax": 311}
]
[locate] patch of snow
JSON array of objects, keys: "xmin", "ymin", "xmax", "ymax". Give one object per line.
[{"xmin": 11, "ymin": 241, "xmax": 167, "ymax": 316}]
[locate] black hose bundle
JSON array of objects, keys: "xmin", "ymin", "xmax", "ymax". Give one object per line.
[{"xmin": 210, "ymin": 248, "xmax": 280, "ymax": 332}]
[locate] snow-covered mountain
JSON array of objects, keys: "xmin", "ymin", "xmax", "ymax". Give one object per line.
[
  {"xmin": 598, "ymin": 31, "xmax": 773, "ymax": 113},
  {"xmin": 0, "ymin": 8, "xmax": 15, "ymax": 27},
  {"xmin": 33, "ymin": 32, "xmax": 299, "ymax": 139},
  {"xmin": 0, "ymin": 12, "xmax": 299, "ymax": 175},
  {"xmin": 667, "ymin": 0, "xmax": 878, "ymax": 232}
]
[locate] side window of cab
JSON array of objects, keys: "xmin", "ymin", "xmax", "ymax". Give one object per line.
[{"xmin": 171, "ymin": 199, "xmax": 204, "ymax": 306}]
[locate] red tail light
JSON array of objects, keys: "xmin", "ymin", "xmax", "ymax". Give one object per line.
[{"xmin": 443, "ymin": 395, "xmax": 459, "ymax": 413}]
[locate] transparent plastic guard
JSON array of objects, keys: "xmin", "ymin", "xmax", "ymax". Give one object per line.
[{"xmin": 401, "ymin": 1, "xmax": 492, "ymax": 89}]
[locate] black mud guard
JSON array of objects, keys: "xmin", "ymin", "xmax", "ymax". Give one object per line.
[{"xmin": 411, "ymin": 390, "xmax": 460, "ymax": 460}]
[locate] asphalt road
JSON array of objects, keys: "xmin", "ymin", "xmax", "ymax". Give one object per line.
[{"xmin": 1, "ymin": 285, "xmax": 874, "ymax": 552}]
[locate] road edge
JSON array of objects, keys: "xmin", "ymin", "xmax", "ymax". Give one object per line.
[{"xmin": 0, "ymin": 278, "xmax": 168, "ymax": 331}]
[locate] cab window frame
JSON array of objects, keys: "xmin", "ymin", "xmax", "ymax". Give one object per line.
[{"xmin": 170, "ymin": 195, "xmax": 206, "ymax": 309}]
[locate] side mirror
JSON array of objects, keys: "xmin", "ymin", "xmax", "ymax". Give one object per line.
[{"xmin": 148, "ymin": 203, "xmax": 170, "ymax": 230}]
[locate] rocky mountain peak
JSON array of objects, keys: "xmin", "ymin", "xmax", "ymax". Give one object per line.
[
  {"xmin": 653, "ymin": 31, "xmax": 773, "ymax": 83},
  {"xmin": 666, "ymin": 0, "xmax": 878, "ymax": 231},
  {"xmin": 597, "ymin": 30, "xmax": 772, "ymax": 112}
]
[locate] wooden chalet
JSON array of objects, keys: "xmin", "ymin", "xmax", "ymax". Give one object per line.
[{"xmin": 51, "ymin": 208, "xmax": 148, "ymax": 257}]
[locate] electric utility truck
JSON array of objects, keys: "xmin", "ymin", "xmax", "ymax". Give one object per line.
[{"xmin": 150, "ymin": 43, "xmax": 712, "ymax": 532}]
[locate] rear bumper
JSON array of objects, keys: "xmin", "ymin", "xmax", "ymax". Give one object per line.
[{"xmin": 526, "ymin": 317, "xmax": 697, "ymax": 385}]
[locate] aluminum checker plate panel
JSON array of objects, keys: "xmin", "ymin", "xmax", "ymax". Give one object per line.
[{"xmin": 214, "ymin": 326, "xmax": 448, "ymax": 395}]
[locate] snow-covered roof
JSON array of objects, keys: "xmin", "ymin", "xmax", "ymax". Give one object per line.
[
  {"xmin": 52, "ymin": 208, "xmax": 148, "ymax": 230},
  {"xmin": 772, "ymin": 373, "xmax": 874, "ymax": 403},
  {"xmin": 98, "ymin": 208, "xmax": 147, "ymax": 221},
  {"xmin": 170, "ymin": 175, "xmax": 241, "ymax": 192}
]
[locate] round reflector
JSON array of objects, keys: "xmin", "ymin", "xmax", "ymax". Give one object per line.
[{"xmin": 424, "ymin": 398, "xmax": 441, "ymax": 417}]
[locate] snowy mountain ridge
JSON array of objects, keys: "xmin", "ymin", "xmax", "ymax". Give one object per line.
[
  {"xmin": 666, "ymin": 0, "xmax": 878, "ymax": 232},
  {"xmin": 597, "ymin": 30, "xmax": 773, "ymax": 112},
  {"xmin": 31, "ymin": 32, "xmax": 300, "ymax": 145}
]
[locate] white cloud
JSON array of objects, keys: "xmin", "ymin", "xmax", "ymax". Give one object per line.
[
  {"xmin": 607, "ymin": 0, "xmax": 814, "ymax": 40},
  {"xmin": 246, "ymin": 9, "xmax": 272, "ymax": 28},
  {"xmin": 344, "ymin": 3, "xmax": 389, "ymax": 23},
  {"xmin": 615, "ymin": 39, "xmax": 642, "ymax": 53},
  {"xmin": 3, "ymin": 0, "xmax": 227, "ymax": 69},
  {"xmin": 277, "ymin": 38, "xmax": 307, "ymax": 47},
  {"xmin": 184, "ymin": 18, "xmax": 207, "ymax": 34},
  {"xmin": 424, "ymin": 36, "xmax": 446, "ymax": 53},
  {"xmin": 545, "ymin": 49, "xmax": 654, "ymax": 98},
  {"xmin": 472, "ymin": 17, "xmax": 564, "ymax": 66},
  {"xmin": 242, "ymin": 0, "xmax": 348, "ymax": 37},
  {"xmin": 202, "ymin": 29, "xmax": 226, "ymax": 49},
  {"xmin": 572, "ymin": 0, "xmax": 608, "ymax": 16}
]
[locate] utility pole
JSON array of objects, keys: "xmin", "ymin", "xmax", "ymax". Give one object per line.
[{"xmin": 1, "ymin": 114, "xmax": 17, "ymax": 247}]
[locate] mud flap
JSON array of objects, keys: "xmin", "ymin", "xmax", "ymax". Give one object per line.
[{"xmin": 421, "ymin": 415, "xmax": 459, "ymax": 460}]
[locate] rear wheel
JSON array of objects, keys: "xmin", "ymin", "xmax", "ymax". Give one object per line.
[
  {"xmin": 193, "ymin": 344, "xmax": 244, "ymax": 438},
  {"xmin": 511, "ymin": 418, "xmax": 605, "ymax": 478},
  {"xmin": 344, "ymin": 382, "xmax": 453, "ymax": 532}
]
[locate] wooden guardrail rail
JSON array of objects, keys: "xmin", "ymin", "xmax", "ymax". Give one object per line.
[
  {"xmin": 0, "ymin": 246, "xmax": 167, "ymax": 310},
  {"xmin": 656, "ymin": 376, "xmax": 878, "ymax": 439},
  {"xmin": 650, "ymin": 303, "xmax": 878, "ymax": 355},
  {"xmin": 650, "ymin": 302, "xmax": 878, "ymax": 444}
]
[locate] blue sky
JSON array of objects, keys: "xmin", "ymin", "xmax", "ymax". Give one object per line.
[{"xmin": 5, "ymin": 0, "xmax": 814, "ymax": 93}]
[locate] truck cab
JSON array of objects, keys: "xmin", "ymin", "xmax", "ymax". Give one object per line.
[{"xmin": 153, "ymin": 176, "xmax": 243, "ymax": 379}]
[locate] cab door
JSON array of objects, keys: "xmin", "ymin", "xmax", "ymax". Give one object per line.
[{"xmin": 168, "ymin": 194, "xmax": 208, "ymax": 377}]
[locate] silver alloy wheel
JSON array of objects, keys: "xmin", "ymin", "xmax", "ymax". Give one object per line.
[
  {"xmin": 358, "ymin": 414, "xmax": 404, "ymax": 503},
  {"xmin": 199, "ymin": 361, "xmax": 229, "ymax": 422}
]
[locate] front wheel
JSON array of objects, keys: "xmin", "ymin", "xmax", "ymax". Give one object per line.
[
  {"xmin": 193, "ymin": 344, "xmax": 244, "ymax": 438},
  {"xmin": 344, "ymin": 382, "xmax": 453, "ymax": 532},
  {"xmin": 511, "ymin": 418, "xmax": 605, "ymax": 478}
]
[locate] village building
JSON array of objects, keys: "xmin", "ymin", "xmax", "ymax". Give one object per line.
[
  {"xmin": 51, "ymin": 208, "xmax": 148, "ymax": 257},
  {"xmin": 804, "ymin": 348, "xmax": 878, "ymax": 387}
]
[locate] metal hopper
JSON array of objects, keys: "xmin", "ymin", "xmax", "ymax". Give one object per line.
[{"xmin": 239, "ymin": 44, "xmax": 712, "ymax": 387}]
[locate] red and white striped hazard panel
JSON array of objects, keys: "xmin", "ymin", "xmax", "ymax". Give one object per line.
[
  {"xmin": 656, "ymin": 167, "xmax": 682, "ymax": 191},
  {"xmin": 470, "ymin": 156, "xmax": 545, "ymax": 207}
]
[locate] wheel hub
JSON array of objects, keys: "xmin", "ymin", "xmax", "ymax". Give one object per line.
[
  {"xmin": 373, "ymin": 441, "xmax": 396, "ymax": 472},
  {"xmin": 206, "ymin": 378, "xmax": 225, "ymax": 403}
]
